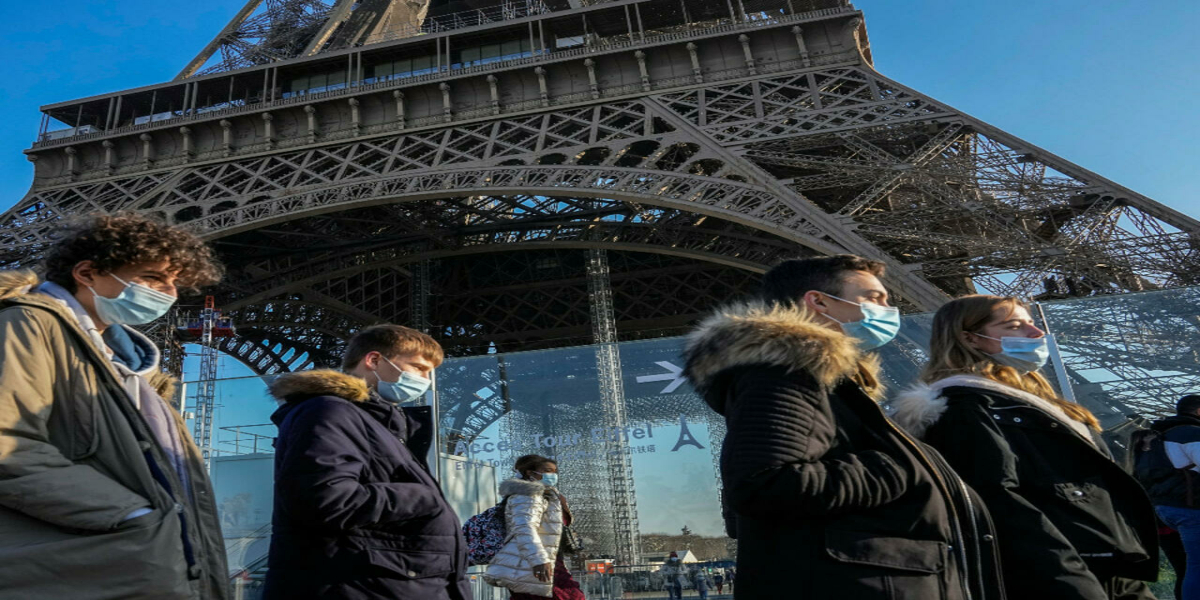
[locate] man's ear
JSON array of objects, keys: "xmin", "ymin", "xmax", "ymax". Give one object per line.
[
  {"xmin": 802, "ymin": 290, "xmax": 827, "ymax": 313},
  {"xmin": 361, "ymin": 350, "xmax": 381, "ymax": 370},
  {"xmin": 72, "ymin": 260, "xmax": 100, "ymax": 290}
]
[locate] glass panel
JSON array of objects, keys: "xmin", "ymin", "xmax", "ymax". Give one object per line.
[
  {"xmin": 1041, "ymin": 287, "xmax": 1200, "ymax": 423},
  {"xmin": 501, "ymin": 39, "xmax": 523, "ymax": 57},
  {"xmin": 372, "ymin": 62, "xmax": 393, "ymax": 78},
  {"xmin": 182, "ymin": 373, "xmax": 276, "ymax": 583},
  {"xmin": 437, "ymin": 337, "xmax": 732, "ymax": 575},
  {"xmin": 411, "ymin": 55, "xmax": 432, "ymax": 75}
]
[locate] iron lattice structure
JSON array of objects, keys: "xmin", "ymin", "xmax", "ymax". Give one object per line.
[
  {"xmin": 8, "ymin": 0, "xmax": 1200, "ymax": 561},
  {"xmin": 585, "ymin": 248, "xmax": 642, "ymax": 565}
]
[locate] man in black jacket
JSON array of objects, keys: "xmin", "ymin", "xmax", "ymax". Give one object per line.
[
  {"xmin": 1144, "ymin": 394, "xmax": 1200, "ymax": 599},
  {"xmin": 263, "ymin": 325, "xmax": 470, "ymax": 600},
  {"xmin": 683, "ymin": 255, "xmax": 1002, "ymax": 600}
]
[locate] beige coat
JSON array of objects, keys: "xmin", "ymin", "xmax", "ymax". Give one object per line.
[
  {"xmin": 484, "ymin": 478, "xmax": 564, "ymax": 597},
  {"xmin": 0, "ymin": 271, "xmax": 228, "ymax": 599}
]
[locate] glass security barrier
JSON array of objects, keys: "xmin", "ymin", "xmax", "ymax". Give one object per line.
[{"xmin": 189, "ymin": 286, "xmax": 1200, "ymax": 599}]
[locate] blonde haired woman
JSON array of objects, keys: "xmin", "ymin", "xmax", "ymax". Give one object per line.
[{"xmin": 892, "ymin": 295, "xmax": 1158, "ymax": 600}]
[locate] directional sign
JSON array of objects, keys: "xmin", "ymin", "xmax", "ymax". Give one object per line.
[{"xmin": 636, "ymin": 361, "xmax": 687, "ymax": 394}]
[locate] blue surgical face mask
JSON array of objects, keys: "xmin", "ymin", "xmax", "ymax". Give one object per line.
[
  {"xmin": 373, "ymin": 356, "xmax": 432, "ymax": 404},
  {"xmin": 88, "ymin": 274, "xmax": 177, "ymax": 325},
  {"xmin": 820, "ymin": 294, "xmax": 901, "ymax": 350},
  {"xmin": 540, "ymin": 472, "xmax": 559, "ymax": 487},
  {"xmin": 974, "ymin": 333, "xmax": 1049, "ymax": 373}
]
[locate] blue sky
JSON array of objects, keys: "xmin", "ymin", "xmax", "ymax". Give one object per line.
[{"xmin": 0, "ymin": 1, "xmax": 1196, "ymax": 214}]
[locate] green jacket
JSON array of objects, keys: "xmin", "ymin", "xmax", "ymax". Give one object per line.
[{"xmin": 0, "ymin": 270, "xmax": 228, "ymax": 599}]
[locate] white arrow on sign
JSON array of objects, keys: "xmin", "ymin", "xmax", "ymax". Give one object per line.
[{"xmin": 636, "ymin": 361, "xmax": 687, "ymax": 394}]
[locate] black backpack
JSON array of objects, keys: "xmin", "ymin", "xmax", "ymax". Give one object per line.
[{"xmin": 1132, "ymin": 426, "xmax": 1198, "ymax": 506}]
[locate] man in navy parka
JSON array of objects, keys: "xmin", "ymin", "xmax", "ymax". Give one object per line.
[{"xmin": 262, "ymin": 324, "xmax": 470, "ymax": 600}]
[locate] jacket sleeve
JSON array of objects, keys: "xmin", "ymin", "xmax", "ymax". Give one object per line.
[
  {"xmin": 721, "ymin": 366, "xmax": 909, "ymax": 518},
  {"xmin": 0, "ymin": 307, "xmax": 152, "ymax": 531},
  {"xmin": 507, "ymin": 494, "xmax": 550, "ymax": 565},
  {"xmin": 925, "ymin": 396, "xmax": 1108, "ymax": 600},
  {"xmin": 274, "ymin": 398, "xmax": 444, "ymax": 531},
  {"xmin": 1165, "ymin": 426, "xmax": 1200, "ymax": 472}
]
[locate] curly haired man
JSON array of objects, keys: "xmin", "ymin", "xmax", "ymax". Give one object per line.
[{"xmin": 0, "ymin": 214, "xmax": 229, "ymax": 599}]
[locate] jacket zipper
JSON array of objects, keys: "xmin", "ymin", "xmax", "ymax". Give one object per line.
[
  {"xmin": 881, "ymin": 417, "xmax": 975, "ymax": 600},
  {"xmin": 932, "ymin": 446, "xmax": 997, "ymax": 600}
]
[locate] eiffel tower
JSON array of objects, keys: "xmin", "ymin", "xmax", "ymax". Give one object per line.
[{"xmin": 6, "ymin": 0, "xmax": 1200, "ymax": 565}]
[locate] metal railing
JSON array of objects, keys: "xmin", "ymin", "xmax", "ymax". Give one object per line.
[
  {"xmin": 219, "ymin": 423, "xmax": 277, "ymax": 456},
  {"xmin": 32, "ymin": 5, "xmax": 857, "ymax": 150},
  {"xmin": 362, "ymin": 0, "xmax": 551, "ymax": 46}
]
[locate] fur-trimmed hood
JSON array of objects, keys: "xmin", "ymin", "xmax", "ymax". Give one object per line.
[
  {"xmin": 498, "ymin": 478, "xmax": 559, "ymax": 499},
  {"xmin": 683, "ymin": 301, "xmax": 882, "ymax": 402},
  {"xmin": 268, "ymin": 369, "xmax": 370, "ymax": 403},
  {"xmin": 890, "ymin": 374, "xmax": 1095, "ymax": 446}
]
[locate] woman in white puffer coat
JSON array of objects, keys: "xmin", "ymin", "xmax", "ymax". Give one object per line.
[{"xmin": 485, "ymin": 455, "xmax": 585, "ymax": 599}]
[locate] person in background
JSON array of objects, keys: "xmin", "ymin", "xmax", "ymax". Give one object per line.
[
  {"xmin": 891, "ymin": 294, "xmax": 1159, "ymax": 600},
  {"xmin": 485, "ymin": 454, "xmax": 585, "ymax": 600},
  {"xmin": 264, "ymin": 324, "xmax": 470, "ymax": 599},
  {"xmin": 683, "ymin": 255, "xmax": 1002, "ymax": 600},
  {"xmin": 1135, "ymin": 394, "xmax": 1200, "ymax": 599},
  {"xmin": 0, "ymin": 214, "xmax": 228, "ymax": 599},
  {"xmin": 713, "ymin": 571, "xmax": 725, "ymax": 595},
  {"xmin": 661, "ymin": 553, "xmax": 684, "ymax": 600},
  {"xmin": 693, "ymin": 568, "xmax": 711, "ymax": 600}
]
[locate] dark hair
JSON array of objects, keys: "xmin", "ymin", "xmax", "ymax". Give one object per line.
[
  {"xmin": 1177, "ymin": 395, "xmax": 1200, "ymax": 416},
  {"xmin": 342, "ymin": 324, "xmax": 444, "ymax": 370},
  {"xmin": 760, "ymin": 254, "xmax": 885, "ymax": 305},
  {"xmin": 514, "ymin": 454, "xmax": 557, "ymax": 477},
  {"xmin": 43, "ymin": 213, "xmax": 223, "ymax": 293}
]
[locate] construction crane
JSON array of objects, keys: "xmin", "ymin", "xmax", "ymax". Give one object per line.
[{"xmin": 180, "ymin": 296, "xmax": 236, "ymax": 467}]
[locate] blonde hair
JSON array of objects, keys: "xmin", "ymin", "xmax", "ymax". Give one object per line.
[{"xmin": 921, "ymin": 295, "xmax": 1099, "ymax": 430}]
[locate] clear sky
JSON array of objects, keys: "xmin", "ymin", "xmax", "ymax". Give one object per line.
[{"xmin": 0, "ymin": 1, "xmax": 1196, "ymax": 215}]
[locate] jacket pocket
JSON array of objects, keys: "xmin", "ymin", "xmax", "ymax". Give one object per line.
[
  {"xmin": 365, "ymin": 548, "xmax": 454, "ymax": 579},
  {"xmin": 825, "ymin": 529, "xmax": 947, "ymax": 573},
  {"xmin": 1048, "ymin": 479, "xmax": 1149, "ymax": 562}
]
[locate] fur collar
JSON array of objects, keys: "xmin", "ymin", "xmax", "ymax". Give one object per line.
[
  {"xmin": 268, "ymin": 369, "xmax": 370, "ymax": 403},
  {"xmin": 890, "ymin": 374, "xmax": 1095, "ymax": 446},
  {"xmin": 683, "ymin": 301, "xmax": 882, "ymax": 399},
  {"xmin": 499, "ymin": 478, "xmax": 558, "ymax": 498}
]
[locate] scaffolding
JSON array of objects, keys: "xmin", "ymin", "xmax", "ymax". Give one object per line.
[
  {"xmin": 183, "ymin": 296, "xmax": 236, "ymax": 466},
  {"xmin": 586, "ymin": 248, "xmax": 643, "ymax": 566}
]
